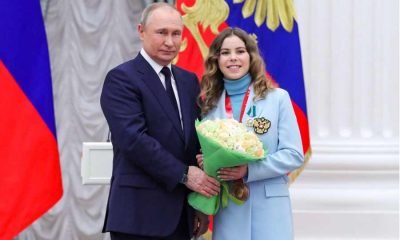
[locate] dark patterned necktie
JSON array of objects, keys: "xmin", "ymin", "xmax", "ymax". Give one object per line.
[{"xmin": 161, "ymin": 67, "xmax": 181, "ymax": 123}]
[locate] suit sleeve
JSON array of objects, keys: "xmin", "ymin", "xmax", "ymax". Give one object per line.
[
  {"xmin": 246, "ymin": 90, "xmax": 304, "ymax": 182},
  {"xmin": 100, "ymin": 68, "xmax": 186, "ymax": 191}
]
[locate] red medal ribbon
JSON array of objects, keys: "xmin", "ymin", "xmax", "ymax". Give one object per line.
[{"xmin": 225, "ymin": 87, "xmax": 251, "ymax": 123}]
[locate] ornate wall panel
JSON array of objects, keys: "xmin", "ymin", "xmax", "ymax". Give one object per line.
[{"xmin": 17, "ymin": 1, "xmax": 146, "ymax": 239}]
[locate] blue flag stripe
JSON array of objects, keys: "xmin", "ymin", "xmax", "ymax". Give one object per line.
[
  {"xmin": 225, "ymin": 0, "xmax": 308, "ymax": 115},
  {"xmin": 0, "ymin": 0, "xmax": 56, "ymax": 136}
]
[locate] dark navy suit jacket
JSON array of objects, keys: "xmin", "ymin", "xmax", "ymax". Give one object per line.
[{"xmin": 101, "ymin": 53, "xmax": 200, "ymax": 237}]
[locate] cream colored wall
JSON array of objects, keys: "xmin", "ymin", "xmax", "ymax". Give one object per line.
[{"xmin": 291, "ymin": 0, "xmax": 399, "ymax": 239}]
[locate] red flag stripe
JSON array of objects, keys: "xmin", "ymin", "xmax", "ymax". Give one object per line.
[{"xmin": 0, "ymin": 61, "xmax": 63, "ymax": 239}]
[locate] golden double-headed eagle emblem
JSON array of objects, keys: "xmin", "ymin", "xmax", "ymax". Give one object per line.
[{"xmin": 179, "ymin": 0, "xmax": 297, "ymax": 60}]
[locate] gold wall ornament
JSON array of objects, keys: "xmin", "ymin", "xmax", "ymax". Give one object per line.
[
  {"xmin": 234, "ymin": 0, "xmax": 296, "ymax": 32},
  {"xmin": 180, "ymin": 0, "xmax": 229, "ymax": 60},
  {"xmin": 249, "ymin": 33, "xmax": 258, "ymax": 43}
]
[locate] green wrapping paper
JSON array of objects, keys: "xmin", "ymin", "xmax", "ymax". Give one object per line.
[{"xmin": 188, "ymin": 119, "xmax": 266, "ymax": 215}]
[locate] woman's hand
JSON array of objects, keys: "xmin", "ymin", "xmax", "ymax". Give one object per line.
[
  {"xmin": 196, "ymin": 153, "xmax": 204, "ymax": 169},
  {"xmin": 218, "ymin": 165, "xmax": 248, "ymax": 181}
]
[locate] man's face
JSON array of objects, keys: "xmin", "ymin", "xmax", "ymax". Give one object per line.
[{"xmin": 138, "ymin": 7, "xmax": 183, "ymax": 66}]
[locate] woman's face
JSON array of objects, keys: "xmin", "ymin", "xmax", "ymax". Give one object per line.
[{"xmin": 217, "ymin": 35, "xmax": 250, "ymax": 80}]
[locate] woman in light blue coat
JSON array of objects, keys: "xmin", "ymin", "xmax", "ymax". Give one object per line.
[{"xmin": 197, "ymin": 27, "xmax": 304, "ymax": 240}]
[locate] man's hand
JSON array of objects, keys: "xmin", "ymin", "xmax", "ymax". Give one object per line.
[
  {"xmin": 185, "ymin": 166, "xmax": 220, "ymax": 197},
  {"xmin": 193, "ymin": 211, "xmax": 210, "ymax": 238}
]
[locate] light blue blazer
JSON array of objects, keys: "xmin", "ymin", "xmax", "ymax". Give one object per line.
[{"xmin": 204, "ymin": 87, "xmax": 304, "ymax": 240}]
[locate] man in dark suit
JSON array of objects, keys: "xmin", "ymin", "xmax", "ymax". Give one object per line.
[{"xmin": 100, "ymin": 2, "xmax": 220, "ymax": 240}]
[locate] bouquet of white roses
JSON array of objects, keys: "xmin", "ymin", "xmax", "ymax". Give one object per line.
[{"xmin": 188, "ymin": 119, "xmax": 266, "ymax": 215}]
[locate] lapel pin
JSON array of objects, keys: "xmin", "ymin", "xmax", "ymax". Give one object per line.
[{"xmin": 252, "ymin": 117, "xmax": 271, "ymax": 135}]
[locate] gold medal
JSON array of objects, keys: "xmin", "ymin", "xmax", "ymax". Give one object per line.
[
  {"xmin": 252, "ymin": 117, "xmax": 271, "ymax": 135},
  {"xmin": 229, "ymin": 180, "xmax": 249, "ymax": 201}
]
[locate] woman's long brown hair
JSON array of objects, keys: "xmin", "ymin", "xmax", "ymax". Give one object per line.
[{"xmin": 199, "ymin": 27, "xmax": 274, "ymax": 115}]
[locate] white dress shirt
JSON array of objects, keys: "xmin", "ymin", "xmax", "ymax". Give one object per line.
[{"xmin": 140, "ymin": 49, "xmax": 183, "ymax": 128}]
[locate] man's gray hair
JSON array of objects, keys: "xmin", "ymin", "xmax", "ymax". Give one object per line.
[{"xmin": 140, "ymin": 2, "xmax": 181, "ymax": 26}]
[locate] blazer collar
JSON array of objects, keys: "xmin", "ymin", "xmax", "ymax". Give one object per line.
[
  {"xmin": 140, "ymin": 49, "xmax": 172, "ymax": 75},
  {"xmin": 135, "ymin": 54, "xmax": 184, "ymax": 141}
]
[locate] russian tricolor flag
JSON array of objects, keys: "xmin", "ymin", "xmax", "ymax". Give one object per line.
[{"xmin": 0, "ymin": 1, "xmax": 63, "ymax": 239}]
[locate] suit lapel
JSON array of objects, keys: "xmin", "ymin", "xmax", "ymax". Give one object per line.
[
  {"xmin": 135, "ymin": 55, "xmax": 184, "ymax": 140},
  {"xmin": 172, "ymin": 66, "xmax": 192, "ymax": 148}
]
